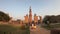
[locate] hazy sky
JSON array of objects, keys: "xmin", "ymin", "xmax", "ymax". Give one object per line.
[{"xmin": 0, "ymin": 0, "xmax": 60, "ymax": 20}]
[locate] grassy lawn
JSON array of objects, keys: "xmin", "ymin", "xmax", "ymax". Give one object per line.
[
  {"xmin": 0, "ymin": 24, "xmax": 30, "ymax": 34},
  {"xmin": 41, "ymin": 23, "xmax": 60, "ymax": 30}
]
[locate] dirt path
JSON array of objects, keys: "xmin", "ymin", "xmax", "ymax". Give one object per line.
[{"xmin": 30, "ymin": 25, "xmax": 50, "ymax": 34}]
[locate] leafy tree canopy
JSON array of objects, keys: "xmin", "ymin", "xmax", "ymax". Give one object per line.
[{"xmin": 0, "ymin": 11, "xmax": 10, "ymax": 22}]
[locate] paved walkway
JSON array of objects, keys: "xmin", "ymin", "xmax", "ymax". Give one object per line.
[{"xmin": 30, "ymin": 25, "xmax": 50, "ymax": 34}]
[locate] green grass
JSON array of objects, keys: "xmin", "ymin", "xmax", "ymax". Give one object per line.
[{"xmin": 0, "ymin": 24, "xmax": 30, "ymax": 34}]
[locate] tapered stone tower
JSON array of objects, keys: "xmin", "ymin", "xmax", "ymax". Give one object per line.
[{"xmin": 29, "ymin": 6, "xmax": 32, "ymax": 24}]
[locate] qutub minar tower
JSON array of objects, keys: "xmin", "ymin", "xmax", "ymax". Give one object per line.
[
  {"xmin": 24, "ymin": 6, "xmax": 42, "ymax": 25},
  {"xmin": 24, "ymin": 6, "xmax": 32, "ymax": 25},
  {"xmin": 29, "ymin": 6, "xmax": 32, "ymax": 24}
]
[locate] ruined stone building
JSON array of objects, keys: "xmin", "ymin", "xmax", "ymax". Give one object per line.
[
  {"xmin": 24, "ymin": 7, "xmax": 42, "ymax": 25},
  {"xmin": 34, "ymin": 14, "xmax": 38, "ymax": 24}
]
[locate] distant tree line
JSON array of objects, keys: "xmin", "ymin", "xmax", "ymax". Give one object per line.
[
  {"xmin": 43, "ymin": 15, "xmax": 60, "ymax": 24},
  {"xmin": 0, "ymin": 11, "xmax": 10, "ymax": 22}
]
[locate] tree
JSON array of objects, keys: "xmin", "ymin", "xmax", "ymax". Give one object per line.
[
  {"xmin": 0, "ymin": 11, "xmax": 10, "ymax": 22},
  {"xmin": 43, "ymin": 15, "xmax": 51, "ymax": 24},
  {"xmin": 43, "ymin": 15, "xmax": 60, "ymax": 24}
]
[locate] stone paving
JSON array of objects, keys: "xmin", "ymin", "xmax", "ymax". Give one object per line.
[{"xmin": 30, "ymin": 25, "xmax": 50, "ymax": 34}]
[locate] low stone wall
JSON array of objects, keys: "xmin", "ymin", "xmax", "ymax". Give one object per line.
[{"xmin": 50, "ymin": 29, "xmax": 60, "ymax": 34}]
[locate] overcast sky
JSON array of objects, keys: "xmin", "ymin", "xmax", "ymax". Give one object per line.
[{"xmin": 0, "ymin": 0, "xmax": 60, "ymax": 20}]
